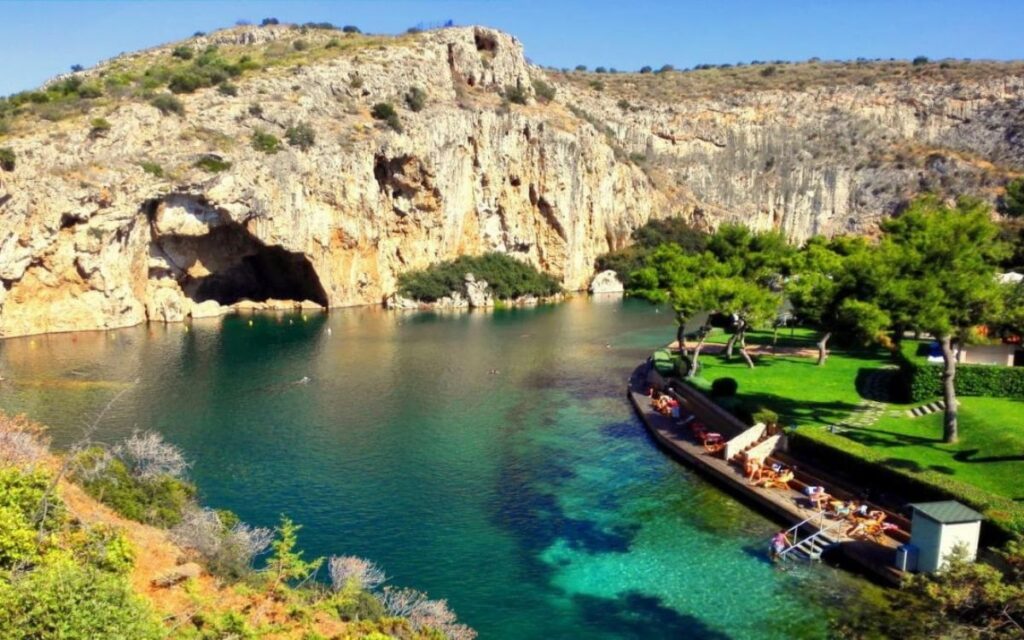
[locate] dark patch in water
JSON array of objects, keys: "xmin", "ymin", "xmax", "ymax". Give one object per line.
[{"xmin": 572, "ymin": 591, "xmax": 733, "ymax": 640}]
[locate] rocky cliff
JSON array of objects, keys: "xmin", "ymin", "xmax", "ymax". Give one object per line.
[{"xmin": 0, "ymin": 25, "xmax": 1022, "ymax": 337}]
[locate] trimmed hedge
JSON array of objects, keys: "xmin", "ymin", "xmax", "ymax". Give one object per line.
[
  {"xmin": 791, "ymin": 429, "xmax": 1023, "ymax": 541},
  {"xmin": 897, "ymin": 346, "xmax": 1024, "ymax": 402}
]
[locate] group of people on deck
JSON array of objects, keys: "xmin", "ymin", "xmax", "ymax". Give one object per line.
[{"xmin": 648, "ymin": 389, "xmax": 681, "ymax": 418}]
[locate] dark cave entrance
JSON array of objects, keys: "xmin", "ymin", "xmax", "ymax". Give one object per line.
[
  {"xmin": 150, "ymin": 219, "xmax": 329, "ymax": 308},
  {"xmin": 190, "ymin": 244, "xmax": 329, "ymax": 307}
]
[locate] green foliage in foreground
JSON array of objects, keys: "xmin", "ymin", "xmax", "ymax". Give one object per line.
[
  {"xmin": 0, "ymin": 555, "xmax": 163, "ymax": 640},
  {"xmin": 0, "ymin": 464, "xmax": 163, "ymax": 640},
  {"xmin": 74, "ymin": 447, "xmax": 195, "ymax": 527},
  {"xmin": 398, "ymin": 252, "xmax": 561, "ymax": 301}
]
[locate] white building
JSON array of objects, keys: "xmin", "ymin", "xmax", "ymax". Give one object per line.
[{"xmin": 908, "ymin": 501, "xmax": 983, "ymax": 573}]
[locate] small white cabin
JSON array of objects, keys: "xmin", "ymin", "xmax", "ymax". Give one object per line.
[{"xmin": 909, "ymin": 501, "xmax": 983, "ymax": 573}]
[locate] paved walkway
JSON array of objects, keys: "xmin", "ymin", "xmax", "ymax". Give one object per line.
[{"xmin": 831, "ymin": 366, "xmax": 899, "ymax": 433}]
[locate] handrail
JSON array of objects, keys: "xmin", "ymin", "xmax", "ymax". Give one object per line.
[{"xmin": 778, "ymin": 518, "xmax": 845, "ymax": 559}]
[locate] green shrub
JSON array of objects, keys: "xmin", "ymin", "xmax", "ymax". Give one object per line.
[
  {"xmin": 140, "ymin": 161, "xmax": 163, "ymax": 177},
  {"xmin": 251, "ymin": 129, "xmax": 281, "ymax": 154},
  {"xmin": 172, "ymin": 45, "xmax": 194, "ymax": 60},
  {"xmin": 503, "ymin": 84, "xmax": 528, "ymax": 105},
  {"xmin": 193, "ymin": 155, "xmax": 232, "ymax": 173},
  {"xmin": 532, "ymin": 78, "xmax": 556, "ymax": 102},
  {"xmin": 589, "ymin": 79, "xmax": 605, "ymax": 91},
  {"xmin": 332, "ymin": 588, "xmax": 386, "ymax": 622},
  {"xmin": 88, "ymin": 117, "xmax": 111, "ymax": 138},
  {"xmin": 71, "ymin": 525, "xmax": 135, "ymax": 575},
  {"xmin": 405, "ymin": 86, "xmax": 426, "ymax": 112},
  {"xmin": 0, "ymin": 505, "xmax": 37, "ymax": 567},
  {"xmin": 218, "ymin": 82, "xmax": 239, "ymax": 96},
  {"xmin": 0, "ymin": 556, "xmax": 163, "ymax": 640},
  {"xmin": 710, "ymin": 377, "xmax": 738, "ymax": 398},
  {"xmin": 168, "ymin": 70, "xmax": 205, "ymax": 93},
  {"xmin": 370, "ymin": 102, "xmax": 402, "ymax": 132},
  {"xmin": 326, "ymin": 37, "xmax": 341, "ymax": 48},
  {"xmin": 1001, "ymin": 178, "xmax": 1024, "ymax": 218},
  {"xmin": 343, "ymin": 25, "xmax": 361, "ymax": 33},
  {"xmin": 752, "ymin": 407, "xmax": 780, "ymax": 427},
  {"xmin": 397, "ymin": 252, "xmax": 561, "ymax": 301},
  {"xmin": 913, "ymin": 55, "xmax": 930, "ymax": 66},
  {"xmin": 293, "ymin": 39, "xmax": 310, "ymax": 51},
  {"xmin": 0, "ymin": 147, "xmax": 15, "ymax": 171},
  {"xmin": 248, "ymin": 103, "xmax": 263, "ymax": 117},
  {"xmin": 73, "ymin": 448, "xmax": 195, "ymax": 527},
  {"xmin": 150, "ymin": 93, "xmax": 184, "ymax": 116},
  {"xmin": 285, "ymin": 121, "xmax": 315, "ymax": 150}
]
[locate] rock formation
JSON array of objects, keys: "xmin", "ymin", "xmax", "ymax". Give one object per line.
[
  {"xmin": 589, "ymin": 270, "xmax": 624, "ymax": 294},
  {"xmin": 0, "ymin": 24, "xmax": 1021, "ymax": 337}
]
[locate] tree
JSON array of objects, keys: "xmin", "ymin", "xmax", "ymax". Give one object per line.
[
  {"xmin": 1000, "ymin": 178, "xmax": 1024, "ymax": 218},
  {"xmin": 701, "ymin": 277, "xmax": 779, "ymax": 368},
  {"xmin": 787, "ymin": 235, "xmax": 888, "ymax": 364},
  {"xmin": 639, "ymin": 65, "xmax": 653, "ymax": 73},
  {"xmin": 877, "ymin": 196, "xmax": 1008, "ymax": 443},
  {"xmin": 265, "ymin": 516, "xmax": 321, "ymax": 594}
]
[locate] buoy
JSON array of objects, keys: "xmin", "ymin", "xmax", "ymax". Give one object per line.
[
  {"xmin": 302, "ymin": 315, "xmax": 308, "ymax": 322},
  {"xmin": 248, "ymin": 319, "xmax": 253, "ymax": 327},
  {"xmin": 327, "ymin": 327, "xmax": 332, "ymax": 336}
]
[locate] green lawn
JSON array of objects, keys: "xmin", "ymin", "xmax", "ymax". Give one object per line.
[
  {"xmin": 688, "ymin": 329, "xmax": 892, "ymax": 429},
  {"xmin": 678, "ymin": 333, "xmax": 1024, "ymax": 533},
  {"xmin": 835, "ymin": 397, "xmax": 1024, "ymax": 501}
]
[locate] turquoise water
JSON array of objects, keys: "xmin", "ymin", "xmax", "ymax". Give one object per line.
[{"xmin": 0, "ymin": 298, "xmax": 873, "ymax": 638}]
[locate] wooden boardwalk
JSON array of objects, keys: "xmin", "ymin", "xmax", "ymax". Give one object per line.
[{"xmin": 628, "ymin": 365, "xmax": 906, "ymax": 584}]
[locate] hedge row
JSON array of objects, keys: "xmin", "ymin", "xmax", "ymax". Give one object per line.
[
  {"xmin": 897, "ymin": 350, "xmax": 1024, "ymax": 403},
  {"xmin": 790, "ymin": 429, "xmax": 1023, "ymax": 541}
]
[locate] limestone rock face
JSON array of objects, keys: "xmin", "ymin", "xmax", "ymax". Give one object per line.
[
  {"xmin": 1, "ymin": 25, "xmax": 1022, "ymax": 337},
  {"xmin": 589, "ymin": 270, "xmax": 624, "ymax": 294},
  {"xmin": 464, "ymin": 273, "xmax": 494, "ymax": 308}
]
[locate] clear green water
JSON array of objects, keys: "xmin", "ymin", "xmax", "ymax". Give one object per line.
[{"xmin": 0, "ymin": 298, "xmax": 877, "ymax": 639}]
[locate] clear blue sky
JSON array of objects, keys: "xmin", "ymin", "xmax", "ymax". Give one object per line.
[{"xmin": 1, "ymin": 0, "xmax": 1022, "ymax": 95}]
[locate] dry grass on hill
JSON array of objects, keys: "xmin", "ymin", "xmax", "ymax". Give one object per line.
[{"xmin": 552, "ymin": 59, "xmax": 1024, "ymax": 101}]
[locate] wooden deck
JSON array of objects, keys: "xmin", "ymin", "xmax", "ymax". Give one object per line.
[{"xmin": 628, "ymin": 365, "xmax": 905, "ymax": 585}]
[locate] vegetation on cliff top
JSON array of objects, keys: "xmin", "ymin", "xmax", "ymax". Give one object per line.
[
  {"xmin": 398, "ymin": 252, "xmax": 561, "ymax": 302},
  {"xmin": 554, "ymin": 58, "xmax": 1024, "ymax": 100}
]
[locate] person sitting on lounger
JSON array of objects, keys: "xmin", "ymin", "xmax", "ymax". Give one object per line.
[
  {"xmin": 804, "ymin": 485, "xmax": 830, "ymax": 509},
  {"xmin": 744, "ymin": 456, "xmax": 763, "ymax": 481}
]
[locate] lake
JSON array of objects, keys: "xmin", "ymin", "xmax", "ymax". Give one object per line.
[{"xmin": 0, "ymin": 297, "xmax": 879, "ymax": 639}]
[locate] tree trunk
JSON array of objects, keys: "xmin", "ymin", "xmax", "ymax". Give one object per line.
[
  {"xmin": 724, "ymin": 333, "xmax": 737, "ymax": 360},
  {"xmin": 737, "ymin": 325, "xmax": 755, "ymax": 368},
  {"xmin": 675, "ymin": 315, "xmax": 686, "ymax": 354},
  {"xmin": 939, "ymin": 334, "xmax": 959, "ymax": 444},
  {"xmin": 688, "ymin": 327, "xmax": 710, "ymax": 377},
  {"xmin": 816, "ymin": 331, "xmax": 832, "ymax": 366}
]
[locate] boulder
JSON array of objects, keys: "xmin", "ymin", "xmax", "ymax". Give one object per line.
[
  {"xmin": 464, "ymin": 273, "xmax": 494, "ymax": 308},
  {"xmin": 190, "ymin": 299, "xmax": 227, "ymax": 318},
  {"xmin": 590, "ymin": 270, "xmax": 624, "ymax": 295},
  {"xmin": 384, "ymin": 293, "xmax": 421, "ymax": 310}
]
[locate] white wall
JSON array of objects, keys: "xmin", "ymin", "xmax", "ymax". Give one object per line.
[
  {"xmin": 959, "ymin": 344, "xmax": 1016, "ymax": 366},
  {"xmin": 911, "ymin": 514, "xmax": 981, "ymax": 572}
]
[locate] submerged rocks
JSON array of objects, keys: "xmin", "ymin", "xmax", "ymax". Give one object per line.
[{"xmin": 589, "ymin": 270, "xmax": 624, "ymax": 295}]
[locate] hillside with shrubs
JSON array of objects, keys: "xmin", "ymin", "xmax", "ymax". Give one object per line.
[{"xmin": 0, "ymin": 412, "xmax": 475, "ymax": 639}]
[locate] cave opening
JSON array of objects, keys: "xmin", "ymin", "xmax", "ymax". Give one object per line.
[
  {"xmin": 151, "ymin": 220, "xmax": 329, "ymax": 309},
  {"xmin": 190, "ymin": 245, "xmax": 328, "ymax": 307}
]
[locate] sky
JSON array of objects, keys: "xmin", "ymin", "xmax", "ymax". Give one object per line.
[{"xmin": 1, "ymin": 0, "xmax": 1022, "ymax": 95}]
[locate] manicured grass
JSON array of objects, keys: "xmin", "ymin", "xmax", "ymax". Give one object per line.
[
  {"xmin": 830, "ymin": 397, "xmax": 1024, "ymax": 500},
  {"xmin": 688, "ymin": 331, "xmax": 892, "ymax": 429},
  {"xmin": 679, "ymin": 334, "xmax": 1024, "ymax": 533}
]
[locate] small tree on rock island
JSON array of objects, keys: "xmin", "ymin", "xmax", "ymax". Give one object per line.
[{"xmin": 877, "ymin": 196, "xmax": 1008, "ymax": 443}]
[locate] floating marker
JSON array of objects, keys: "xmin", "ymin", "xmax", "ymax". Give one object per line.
[
  {"xmin": 303, "ymin": 315, "xmax": 308, "ymax": 322},
  {"xmin": 248, "ymin": 319, "xmax": 254, "ymax": 327}
]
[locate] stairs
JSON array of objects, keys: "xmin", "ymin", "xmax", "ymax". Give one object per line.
[
  {"xmin": 776, "ymin": 517, "xmax": 845, "ymax": 562},
  {"xmin": 906, "ymin": 400, "xmax": 952, "ymax": 418}
]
